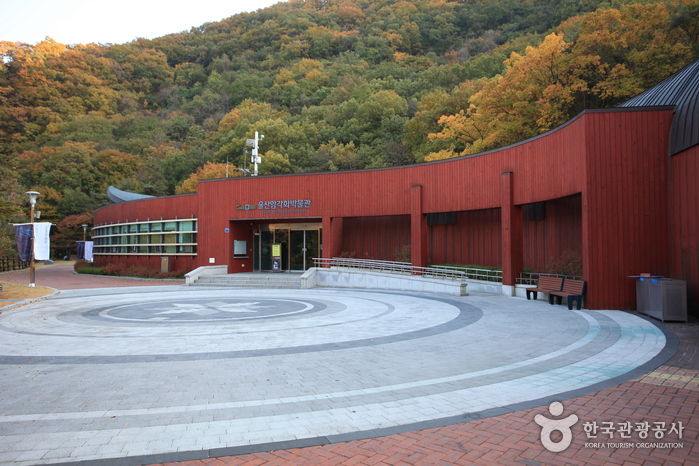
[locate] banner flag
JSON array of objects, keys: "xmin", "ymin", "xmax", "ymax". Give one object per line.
[
  {"xmin": 33, "ymin": 222, "xmax": 51, "ymax": 260},
  {"xmin": 14, "ymin": 224, "xmax": 32, "ymax": 262},
  {"xmin": 13, "ymin": 223, "xmax": 53, "ymax": 261},
  {"xmin": 85, "ymin": 241, "xmax": 93, "ymax": 262}
]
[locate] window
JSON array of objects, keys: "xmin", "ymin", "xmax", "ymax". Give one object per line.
[
  {"xmin": 525, "ymin": 202, "xmax": 546, "ymax": 221},
  {"xmin": 179, "ymin": 221, "xmax": 195, "ymax": 231},
  {"xmin": 427, "ymin": 212, "xmax": 457, "ymax": 226},
  {"xmin": 92, "ymin": 219, "xmax": 199, "ymax": 257},
  {"xmin": 234, "ymin": 240, "xmax": 248, "ymax": 258}
]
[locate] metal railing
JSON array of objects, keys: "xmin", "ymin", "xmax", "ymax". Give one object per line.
[
  {"xmin": 312, "ymin": 258, "xmax": 502, "ymax": 283},
  {"xmin": 517, "ymin": 271, "xmax": 584, "ymax": 285},
  {"xmin": 430, "ymin": 264, "xmax": 502, "ymax": 282}
]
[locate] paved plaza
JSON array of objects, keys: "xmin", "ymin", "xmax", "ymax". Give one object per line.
[{"xmin": 0, "ymin": 266, "xmax": 696, "ymax": 465}]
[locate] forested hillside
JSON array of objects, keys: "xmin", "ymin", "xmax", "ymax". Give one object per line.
[{"xmin": 1, "ymin": 0, "xmax": 697, "ymax": 253}]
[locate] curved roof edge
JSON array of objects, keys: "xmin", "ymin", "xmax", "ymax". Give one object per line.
[
  {"xmin": 619, "ymin": 59, "xmax": 699, "ymax": 155},
  {"xmin": 107, "ymin": 186, "xmax": 157, "ymax": 204},
  {"xmin": 198, "ymin": 105, "xmax": 675, "ymax": 186}
]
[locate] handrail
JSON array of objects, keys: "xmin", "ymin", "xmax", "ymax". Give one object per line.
[
  {"xmin": 312, "ymin": 258, "xmax": 502, "ymax": 283},
  {"xmin": 517, "ymin": 271, "xmax": 584, "ymax": 285},
  {"xmin": 430, "ymin": 264, "xmax": 502, "ymax": 282}
]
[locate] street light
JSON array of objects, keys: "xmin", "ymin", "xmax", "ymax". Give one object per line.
[
  {"xmin": 26, "ymin": 191, "xmax": 40, "ymax": 288},
  {"xmin": 82, "ymin": 224, "xmax": 88, "ymax": 242}
]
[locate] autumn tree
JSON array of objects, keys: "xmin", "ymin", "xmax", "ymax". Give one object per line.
[
  {"xmin": 175, "ymin": 162, "xmax": 241, "ymax": 194},
  {"xmin": 429, "ymin": 1, "xmax": 699, "ymax": 158},
  {"xmin": 52, "ymin": 213, "xmax": 93, "ymax": 258}
]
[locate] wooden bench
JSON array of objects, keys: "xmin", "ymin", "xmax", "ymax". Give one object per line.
[
  {"xmin": 526, "ymin": 276, "xmax": 563, "ymax": 301},
  {"xmin": 549, "ymin": 279, "xmax": 586, "ymax": 310}
]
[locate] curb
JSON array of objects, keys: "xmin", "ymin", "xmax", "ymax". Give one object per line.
[
  {"xmin": 0, "ymin": 287, "xmax": 61, "ymax": 313},
  {"xmin": 72, "ymin": 270, "xmax": 186, "ymax": 282}
]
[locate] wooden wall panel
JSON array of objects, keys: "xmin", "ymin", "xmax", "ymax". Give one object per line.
[
  {"xmin": 522, "ymin": 195, "xmax": 582, "ymax": 272},
  {"xmin": 668, "ymin": 144, "xmax": 699, "ymax": 314},
  {"xmin": 428, "ymin": 209, "xmax": 501, "ymax": 267},
  {"xmin": 340, "ymin": 216, "xmax": 411, "ymax": 261},
  {"xmin": 583, "ymin": 110, "xmax": 673, "ymax": 310},
  {"xmin": 95, "ymin": 108, "xmax": 685, "ymax": 311},
  {"xmin": 94, "ymin": 194, "xmax": 197, "ymax": 224}
]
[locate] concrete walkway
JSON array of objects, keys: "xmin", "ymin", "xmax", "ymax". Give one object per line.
[{"xmin": 0, "ymin": 265, "xmax": 695, "ymax": 465}]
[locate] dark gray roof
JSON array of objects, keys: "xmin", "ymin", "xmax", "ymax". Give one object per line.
[
  {"xmin": 619, "ymin": 59, "xmax": 699, "ymax": 155},
  {"xmin": 107, "ymin": 186, "xmax": 156, "ymax": 204}
]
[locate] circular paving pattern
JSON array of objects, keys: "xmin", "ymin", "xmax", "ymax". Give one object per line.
[{"xmin": 0, "ymin": 286, "xmax": 671, "ymax": 465}]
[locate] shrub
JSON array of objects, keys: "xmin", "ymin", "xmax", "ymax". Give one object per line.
[
  {"xmin": 75, "ymin": 266, "xmax": 105, "ymax": 275},
  {"xmin": 394, "ymin": 244, "xmax": 411, "ymax": 262},
  {"xmin": 104, "ymin": 263, "xmax": 127, "ymax": 275},
  {"xmin": 73, "ymin": 260, "xmax": 92, "ymax": 271},
  {"xmin": 545, "ymin": 250, "xmax": 583, "ymax": 277},
  {"xmin": 95, "ymin": 262, "xmax": 185, "ymax": 279}
]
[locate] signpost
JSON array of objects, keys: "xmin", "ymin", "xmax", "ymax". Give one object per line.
[{"xmin": 272, "ymin": 243, "xmax": 282, "ymax": 272}]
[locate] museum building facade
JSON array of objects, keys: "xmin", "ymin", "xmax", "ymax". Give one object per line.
[{"xmin": 93, "ymin": 60, "xmax": 699, "ymax": 314}]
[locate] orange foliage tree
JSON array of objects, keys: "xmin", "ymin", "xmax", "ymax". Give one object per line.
[
  {"xmin": 428, "ymin": 1, "xmax": 698, "ymax": 159},
  {"xmin": 175, "ymin": 162, "xmax": 241, "ymax": 194}
]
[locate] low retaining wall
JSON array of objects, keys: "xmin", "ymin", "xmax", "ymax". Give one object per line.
[
  {"xmin": 184, "ymin": 265, "xmax": 229, "ymax": 285},
  {"xmin": 301, "ymin": 267, "xmax": 468, "ymax": 296}
]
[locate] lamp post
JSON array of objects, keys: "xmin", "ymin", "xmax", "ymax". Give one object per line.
[
  {"xmin": 82, "ymin": 224, "xmax": 88, "ymax": 241},
  {"xmin": 26, "ymin": 191, "xmax": 40, "ymax": 288}
]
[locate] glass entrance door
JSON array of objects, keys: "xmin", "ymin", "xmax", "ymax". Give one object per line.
[
  {"xmin": 254, "ymin": 223, "xmax": 321, "ymax": 271},
  {"xmin": 290, "ymin": 229, "xmax": 320, "ymax": 271}
]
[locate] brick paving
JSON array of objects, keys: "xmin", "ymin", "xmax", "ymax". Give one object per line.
[
  {"xmin": 0, "ymin": 264, "xmax": 183, "ymax": 290},
  {"xmin": 149, "ymin": 324, "xmax": 698, "ymax": 466}
]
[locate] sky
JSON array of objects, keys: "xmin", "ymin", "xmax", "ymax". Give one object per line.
[{"xmin": 0, "ymin": 0, "xmax": 282, "ymax": 46}]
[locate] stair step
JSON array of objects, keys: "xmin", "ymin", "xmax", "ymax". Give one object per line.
[{"xmin": 191, "ymin": 274, "xmax": 302, "ymax": 289}]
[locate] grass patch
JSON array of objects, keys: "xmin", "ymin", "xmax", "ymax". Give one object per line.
[{"xmin": 0, "ymin": 281, "xmax": 54, "ymax": 301}]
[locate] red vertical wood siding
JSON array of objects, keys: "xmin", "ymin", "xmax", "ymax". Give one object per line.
[
  {"xmin": 583, "ymin": 110, "xmax": 672, "ymax": 310},
  {"xmin": 500, "ymin": 172, "xmax": 524, "ymax": 286},
  {"xmin": 522, "ymin": 195, "xmax": 582, "ymax": 271},
  {"xmin": 428, "ymin": 208, "xmax": 501, "ymax": 267},
  {"xmin": 668, "ymin": 144, "xmax": 699, "ymax": 313},
  {"xmin": 340, "ymin": 216, "xmax": 411, "ymax": 261},
  {"xmin": 94, "ymin": 108, "xmax": 687, "ymax": 312}
]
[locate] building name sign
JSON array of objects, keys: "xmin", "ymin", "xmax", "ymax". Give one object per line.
[{"xmin": 237, "ymin": 199, "xmax": 312, "ymax": 212}]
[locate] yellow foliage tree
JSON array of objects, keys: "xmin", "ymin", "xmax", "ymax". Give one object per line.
[
  {"xmin": 428, "ymin": 1, "xmax": 697, "ymax": 160},
  {"xmin": 175, "ymin": 162, "xmax": 241, "ymax": 194}
]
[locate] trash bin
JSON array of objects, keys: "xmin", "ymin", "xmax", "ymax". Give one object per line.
[{"xmin": 636, "ymin": 277, "xmax": 687, "ymax": 322}]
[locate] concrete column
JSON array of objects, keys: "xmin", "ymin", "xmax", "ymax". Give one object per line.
[{"xmin": 500, "ymin": 172, "xmax": 524, "ymax": 293}]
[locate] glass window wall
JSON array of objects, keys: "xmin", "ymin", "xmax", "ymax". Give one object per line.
[{"xmin": 92, "ymin": 219, "xmax": 198, "ymax": 256}]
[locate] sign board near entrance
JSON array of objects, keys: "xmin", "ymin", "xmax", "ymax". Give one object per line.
[{"xmin": 236, "ymin": 200, "xmax": 312, "ymax": 212}]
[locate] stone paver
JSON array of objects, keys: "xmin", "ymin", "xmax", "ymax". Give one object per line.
[
  {"xmin": 0, "ymin": 264, "xmax": 695, "ymax": 465},
  {"xmin": 159, "ymin": 324, "xmax": 698, "ymax": 466}
]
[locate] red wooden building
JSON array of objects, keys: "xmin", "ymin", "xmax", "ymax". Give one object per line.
[{"xmin": 93, "ymin": 60, "xmax": 699, "ymax": 314}]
